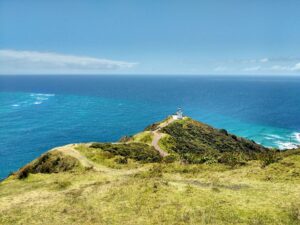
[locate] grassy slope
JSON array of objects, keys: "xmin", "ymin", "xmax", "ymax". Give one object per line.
[
  {"xmin": 1, "ymin": 118, "xmax": 300, "ymax": 224},
  {"xmin": 1, "ymin": 145, "xmax": 300, "ymax": 225},
  {"xmin": 160, "ymin": 118, "xmax": 270, "ymax": 164}
]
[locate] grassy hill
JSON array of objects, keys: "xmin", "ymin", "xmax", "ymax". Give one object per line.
[{"xmin": 1, "ymin": 117, "xmax": 300, "ymax": 225}]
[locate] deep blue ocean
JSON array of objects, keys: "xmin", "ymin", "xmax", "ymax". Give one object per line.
[{"xmin": 1, "ymin": 75, "xmax": 300, "ymax": 179}]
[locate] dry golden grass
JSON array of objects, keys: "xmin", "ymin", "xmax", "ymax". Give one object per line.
[{"xmin": 1, "ymin": 145, "xmax": 300, "ymax": 225}]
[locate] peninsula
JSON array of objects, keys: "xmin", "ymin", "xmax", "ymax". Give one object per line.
[{"xmin": 1, "ymin": 116, "xmax": 300, "ymax": 225}]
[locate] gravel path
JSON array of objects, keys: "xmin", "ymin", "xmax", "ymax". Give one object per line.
[{"xmin": 151, "ymin": 117, "xmax": 176, "ymax": 157}]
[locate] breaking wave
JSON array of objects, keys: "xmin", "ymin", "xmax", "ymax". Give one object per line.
[{"xmin": 11, "ymin": 93, "xmax": 55, "ymax": 108}]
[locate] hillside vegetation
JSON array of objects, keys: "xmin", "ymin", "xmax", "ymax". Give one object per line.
[
  {"xmin": 160, "ymin": 118, "xmax": 268, "ymax": 164},
  {"xmin": 1, "ymin": 117, "xmax": 300, "ymax": 225}
]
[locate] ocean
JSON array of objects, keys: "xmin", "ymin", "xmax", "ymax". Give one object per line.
[{"xmin": 0, "ymin": 75, "xmax": 300, "ymax": 179}]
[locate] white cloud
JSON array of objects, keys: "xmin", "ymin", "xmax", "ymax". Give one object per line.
[
  {"xmin": 0, "ymin": 49, "xmax": 137, "ymax": 74},
  {"xmin": 214, "ymin": 66, "xmax": 227, "ymax": 72},
  {"xmin": 243, "ymin": 66, "xmax": 261, "ymax": 72},
  {"xmin": 260, "ymin": 58, "xmax": 269, "ymax": 63},
  {"xmin": 270, "ymin": 63, "xmax": 300, "ymax": 72},
  {"xmin": 270, "ymin": 65, "xmax": 291, "ymax": 71},
  {"xmin": 291, "ymin": 63, "xmax": 300, "ymax": 71}
]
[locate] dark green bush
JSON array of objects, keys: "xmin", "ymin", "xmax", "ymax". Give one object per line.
[
  {"xmin": 259, "ymin": 150, "xmax": 281, "ymax": 167},
  {"xmin": 114, "ymin": 156, "xmax": 128, "ymax": 164},
  {"xmin": 163, "ymin": 154, "xmax": 178, "ymax": 163},
  {"xmin": 118, "ymin": 135, "xmax": 132, "ymax": 142},
  {"xmin": 16, "ymin": 151, "xmax": 80, "ymax": 179},
  {"xmin": 144, "ymin": 123, "xmax": 160, "ymax": 131},
  {"xmin": 219, "ymin": 129, "xmax": 228, "ymax": 135},
  {"xmin": 91, "ymin": 142, "xmax": 161, "ymax": 163},
  {"xmin": 161, "ymin": 120, "xmax": 267, "ymax": 164},
  {"xmin": 218, "ymin": 152, "xmax": 247, "ymax": 167}
]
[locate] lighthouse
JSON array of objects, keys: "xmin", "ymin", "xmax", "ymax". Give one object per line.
[{"xmin": 173, "ymin": 107, "xmax": 183, "ymax": 120}]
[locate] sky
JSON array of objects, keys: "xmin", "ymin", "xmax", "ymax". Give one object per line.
[{"xmin": 1, "ymin": 0, "xmax": 300, "ymax": 75}]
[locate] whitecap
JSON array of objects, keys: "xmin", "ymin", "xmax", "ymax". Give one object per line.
[
  {"xmin": 294, "ymin": 132, "xmax": 300, "ymax": 143},
  {"xmin": 264, "ymin": 137, "xmax": 273, "ymax": 140},
  {"xmin": 30, "ymin": 93, "xmax": 55, "ymax": 97},
  {"xmin": 29, "ymin": 93, "xmax": 55, "ymax": 105},
  {"xmin": 36, "ymin": 93, "xmax": 55, "ymax": 97},
  {"xmin": 36, "ymin": 96, "xmax": 49, "ymax": 101},
  {"xmin": 12, "ymin": 104, "xmax": 19, "ymax": 107},
  {"xmin": 265, "ymin": 134, "xmax": 282, "ymax": 139},
  {"xmin": 276, "ymin": 141, "xmax": 299, "ymax": 150}
]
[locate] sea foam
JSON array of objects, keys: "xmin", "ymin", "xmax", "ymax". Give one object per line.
[
  {"xmin": 275, "ymin": 141, "xmax": 299, "ymax": 150},
  {"xmin": 30, "ymin": 93, "xmax": 55, "ymax": 105},
  {"xmin": 295, "ymin": 132, "xmax": 300, "ymax": 143}
]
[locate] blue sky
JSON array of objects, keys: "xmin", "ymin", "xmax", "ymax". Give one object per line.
[{"xmin": 1, "ymin": 0, "xmax": 300, "ymax": 75}]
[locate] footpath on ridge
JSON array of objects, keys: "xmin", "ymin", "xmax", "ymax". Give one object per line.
[{"xmin": 151, "ymin": 117, "xmax": 176, "ymax": 157}]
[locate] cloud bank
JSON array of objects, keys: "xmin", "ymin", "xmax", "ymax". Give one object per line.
[
  {"xmin": 213, "ymin": 57, "xmax": 300, "ymax": 75},
  {"xmin": 0, "ymin": 49, "xmax": 137, "ymax": 74}
]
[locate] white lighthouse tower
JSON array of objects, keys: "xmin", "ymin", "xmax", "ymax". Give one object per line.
[{"xmin": 173, "ymin": 107, "xmax": 183, "ymax": 120}]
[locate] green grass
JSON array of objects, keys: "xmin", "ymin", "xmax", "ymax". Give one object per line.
[
  {"xmin": 1, "ymin": 151, "xmax": 300, "ymax": 224},
  {"xmin": 75, "ymin": 144, "xmax": 141, "ymax": 169},
  {"xmin": 1, "ymin": 117, "xmax": 300, "ymax": 224},
  {"xmin": 131, "ymin": 131, "xmax": 153, "ymax": 145}
]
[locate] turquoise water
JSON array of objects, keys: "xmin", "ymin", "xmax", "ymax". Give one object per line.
[{"xmin": 0, "ymin": 75, "xmax": 300, "ymax": 178}]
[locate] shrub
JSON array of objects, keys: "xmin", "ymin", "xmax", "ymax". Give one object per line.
[
  {"xmin": 218, "ymin": 152, "xmax": 246, "ymax": 167},
  {"xmin": 91, "ymin": 142, "xmax": 161, "ymax": 163},
  {"xmin": 16, "ymin": 164, "xmax": 31, "ymax": 179},
  {"xmin": 259, "ymin": 150, "xmax": 281, "ymax": 167},
  {"xmin": 149, "ymin": 165, "xmax": 163, "ymax": 178},
  {"xmin": 144, "ymin": 123, "xmax": 160, "ymax": 131},
  {"xmin": 119, "ymin": 135, "xmax": 132, "ymax": 142},
  {"xmin": 219, "ymin": 129, "xmax": 228, "ymax": 135},
  {"xmin": 161, "ymin": 119, "xmax": 267, "ymax": 164},
  {"xmin": 16, "ymin": 151, "xmax": 80, "ymax": 179},
  {"xmin": 114, "ymin": 156, "xmax": 128, "ymax": 164},
  {"xmin": 163, "ymin": 154, "xmax": 178, "ymax": 163}
]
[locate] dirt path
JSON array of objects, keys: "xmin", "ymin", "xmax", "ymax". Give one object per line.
[
  {"xmin": 151, "ymin": 117, "xmax": 176, "ymax": 157},
  {"xmin": 52, "ymin": 144, "xmax": 149, "ymax": 175},
  {"xmin": 53, "ymin": 117, "xmax": 177, "ymax": 169},
  {"xmin": 152, "ymin": 132, "xmax": 168, "ymax": 157}
]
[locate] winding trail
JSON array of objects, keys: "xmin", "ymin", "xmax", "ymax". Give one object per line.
[
  {"xmin": 52, "ymin": 144, "xmax": 149, "ymax": 175},
  {"xmin": 151, "ymin": 117, "xmax": 176, "ymax": 157},
  {"xmin": 52, "ymin": 117, "xmax": 177, "ymax": 170},
  {"xmin": 52, "ymin": 144, "xmax": 109, "ymax": 172}
]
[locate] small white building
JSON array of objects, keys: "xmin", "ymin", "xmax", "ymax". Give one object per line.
[{"xmin": 172, "ymin": 108, "xmax": 183, "ymax": 120}]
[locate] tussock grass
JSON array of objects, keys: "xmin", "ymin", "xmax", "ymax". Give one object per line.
[
  {"xmin": 1, "ymin": 116, "xmax": 300, "ymax": 224},
  {"xmin": 75, "ymin": 144, "xmax": 141, "ymax": 169},
  {"xmin": 1, "ymin": 150, "xmax": 300, "ymax": 225},
  {"xmin": 131, "ymin": 131, "xmax": 153, "ymax": 145}
]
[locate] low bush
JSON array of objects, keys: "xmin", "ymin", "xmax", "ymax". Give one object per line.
[
  {"xmin": 144, "ymin": 123, "xmax": 160, "ymax": 131},
  {"xmin": 259, "ymin": 150, "xmax": 281, "ymax": 167},
  {"xmin": 161, "ymin": 120, "xmax": 267, "ymax": 164},
  {"xmin": 218, "ymin": 152, "xmax": 247, "ymax": 168},
  {"xmin": 136, "ymin": 164, "xmax": 163, "ymax": 178},
  {"xmin": 90, "ymin": 142, "xmax": 161, "ymax": 163},
  {"xmin": 16, "ymin": 151, "xmax": 80, "ymax": 179},
  {"xmin": 114, "ymin": 156, "xmax": 128, "ymax": 164},
  {"xmin": 163, "ymin": 154, "xmax": 178, "ymax": 163},
  {"xmin": 119, "ymin": 135, "xmax": 132, "ymax": 142}
]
